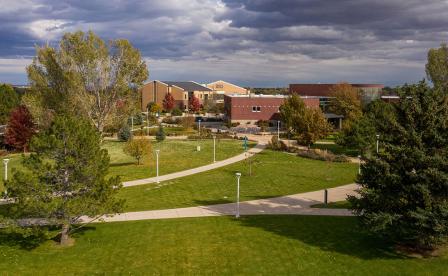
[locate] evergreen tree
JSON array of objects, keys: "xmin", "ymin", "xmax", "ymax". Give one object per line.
[
  {"xmin": 155, "ymin": 125, "xmax": 166, "ymax": 142},
  {"xmin": 349, "ymin": 81, "xmax": 448, "ymax": 250},
  {"xmin": 0, "ymin": 84, "xmax": 20, "ymax": 124},
  {"xmin": 2, "ymin": 115, "xmax": 123, "ymax": 245},
  {"xmin": 4, "ymin": 105, "xmax": 36, "ymax": 152}
]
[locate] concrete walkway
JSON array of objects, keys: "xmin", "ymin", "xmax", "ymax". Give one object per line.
[
  {"xmin": 122, "ymin": 134, "xmax": 271, "ymax": 187},
  {"xmin": 81, "ymin": 183, "xmax": 358, "ymax": 223}
]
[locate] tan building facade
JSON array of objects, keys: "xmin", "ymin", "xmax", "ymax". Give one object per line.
[{"xmin": 206, "ymin": 80, "xmax": 249, "ymax": 103}]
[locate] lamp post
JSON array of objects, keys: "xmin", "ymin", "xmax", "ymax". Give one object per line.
[
  {"xmin": 235, "ymin": 172, "xmax": 241, "ymax": 218},
  {"xmin": 155, "ymin": 150, "xmax": 160, "ymax": 183},
  {"xmin": 213, "ymin": 135, "xmax": 216, "ymax": 163},
  {"xmin": 277, "ymin": 120, "xmax": 280, "ymax": 140},
  {"xmin": 3, "ymin": 159, "xmax": 9, "ymax": 181},
  {"xmin": 131, "ymin": 116, "xmax": 134, "ymax": 132},
  {"xmin": 376, "ymin": 134, "xmax": 380, "ymax": 154},
  {"xmin": 358, "ymin": 155, "xmax": 362, "ymax": 175}
]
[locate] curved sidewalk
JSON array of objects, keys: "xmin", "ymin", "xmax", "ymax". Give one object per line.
[
  {"xmin": 122, "ymin": 135, "xmax": 271, "ymax": 187},
  {"xmin": 83, "ymin": 184, "xmax": 358, "ymax": 223}
]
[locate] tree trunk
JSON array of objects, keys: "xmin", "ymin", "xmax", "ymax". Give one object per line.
[{"xmin": 60, "ymin": 223, "xmax": 70, "ymax": 245}]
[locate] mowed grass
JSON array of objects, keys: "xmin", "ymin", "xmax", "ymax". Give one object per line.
[
  {"xmin": 0, "ymin": 216, "xmax": 446, "ymax": 274},
  {"xmin": 106, "ymin": 139, "xmax": 252, "ymax": 181},
  {"xmin": 119, "ymin": 150, "xmax": 358, "ymax": 211},
  {"xmin": 0, "ymin": 139, "xmax": 250, "ymax": 191}
]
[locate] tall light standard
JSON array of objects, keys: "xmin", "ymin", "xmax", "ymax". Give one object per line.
[
  {"xmin": 3, "ymin": 158, "xmax": 9, "ymax": 181},
  {"xmin": 358, "ymin": 155, "xmax": 362, "ymax": 175},
  {"xmin": 277, "ymin": 120, "xmax": 280, "ymax": 140},
  {"xmin": 235, "ymin": 172, "xmax": 241, "ymax": 218},
  {"xmin": 155, "ymin": 150, "xmax": 160, "ymax": 183},
  {"xmin": 213, "ymin": 135, "xmax": 216, "ymax": 163},
  {"xmin": 376, "ymin": 134, "xmax": 380, "ymax": 154}
]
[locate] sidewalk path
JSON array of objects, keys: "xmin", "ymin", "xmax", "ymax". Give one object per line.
[
  {"xmin": 82, "ymin": 183, "xmax": 358, "ymax": 223},
  {"xmin": 122, "ymin": 134, "xmax": 271, "ymax": 187}
]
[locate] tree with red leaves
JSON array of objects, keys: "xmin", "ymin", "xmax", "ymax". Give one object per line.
[
  {"xmin": 163, "ymin": 93, "xmax": 175, "ymax": 112},
  {"xmin": 188, "ymin": 95, "xmax": 201, "ymax": 113},
  {"xmin": 5, "ymin": 105, "xmax": 36, "ymax": 152}
]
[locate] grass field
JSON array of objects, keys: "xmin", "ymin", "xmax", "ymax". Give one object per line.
[
  {"xmin": 0, "ymin": 216, "xmax": 445, "ymax": 274},
  {"xmin": 119, "ymin": 150, "xmax": 358, "ymax": 211},
  {"xmin": 0, "ymin": 139, "xmax": 250, "ymax": 191}
]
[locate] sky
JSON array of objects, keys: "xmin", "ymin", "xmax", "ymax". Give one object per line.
[{"xmin": 0, "ymin": 0, "xmax": 447, "ymax": 87}]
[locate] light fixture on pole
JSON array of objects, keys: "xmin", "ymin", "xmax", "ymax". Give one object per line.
[
  {"xmin": 155, "ymin": 150, "xmax": 160, "ymax": 183},
  {"xmin": 358, "ymin": 155, "xmax": 362, "ymax": 175},
  {"xmin": 213, "ymin": 135, "xmax": 216, "ymax": 163},
  {"xmin": 3, "ymin": 158, "xmax": 9, "ymax": 181},
  {"xmin": 277, "ymin": 120, "xmax": 280, "ymax": 140},
  {"xmin": 376, "ymin": 134, "xmax": 380, "ymax": 154},
  {"xmin": 235, "ymin": 172, "xmax": 241, "ymax": 218}
]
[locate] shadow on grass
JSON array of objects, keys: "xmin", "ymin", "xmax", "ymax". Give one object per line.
[
  {"xmin": 234, "ymin": 215, "xmax": 405, "ymax": 260},
  {"xmin": 110, "ymin": 162, "xmax": 138, "ymax": 167},
  {"xmin": 193, "ymin": 199, "xmax": 234, "ymax": 206}
]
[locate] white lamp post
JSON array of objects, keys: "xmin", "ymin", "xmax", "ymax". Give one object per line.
[
  {"xmin": 358, "ymin": 155, "xmax": 361, "ymax": 175},
  {"xmin": 213, "ymin": 135, "xmax": 216, "ymax": 163},
  {"xmin": 155, "ymin": 150, "xmax": 160, "ymax": 183},
  {"xmin": 376, "ymin": 134, "xmax": 380, "ymax": 154},
  {"xmin": 3, "ymin": 159, "xmax": 9, "ymax": 181},
  {"xmin": 235, "ymin": 172, "xmax": 241, "ymax": 218},
  {"xmin": 277, "ymin": 120, "xmax": 280, "ymax": 140}
]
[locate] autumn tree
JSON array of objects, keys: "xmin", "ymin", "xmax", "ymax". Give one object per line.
[
  {"xmin": 147, "ymin": 102, "xmax": 161, "ymax": 114},
  {"xmin": 189, "ymin": 95, "xmax": 201, "ymax": 113},
  {"xmin": 0, "ymin": 84, "xmax": 20, "ymax": 124},
  {"xmin": 163, "ymin": 93, "xmax": 175, "ymax": 112},
  {"xmin": 426, "ymin": 43, "xmax": 448, "ymax": 89},
  {"xmin": 280, "ymin": 94, "xmax": 331, "ymax": 146},
  {"xmin": 27, "ymin": 30, "xmax": 148, "ymax": 135},
  {"xmin": 4, "ymin": 105, "xmax": 36, "ymax": 152},
  {"xmin": 349, "ymin": 81, "xmax": 448, "ymax": 250},
  {"xmin": 123, "ymin": 138, "xmax": 151, "ymax": 165},
  {"xmin": 328, "ymin": 82, "xmax": 362, "ymax": 128},
  {"xmin": 2, "ymin": 115, "xmax": 123, "ymax": 245}
]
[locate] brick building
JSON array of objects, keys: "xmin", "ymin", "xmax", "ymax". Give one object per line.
[{"xmin": 224, "ymin": 94, "xmax": 320, "ymax": 125}]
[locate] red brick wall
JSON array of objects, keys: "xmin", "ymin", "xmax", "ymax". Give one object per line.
[{"xmin": 225, "ymin": 96, "xmax": 319, "ymax": 121}]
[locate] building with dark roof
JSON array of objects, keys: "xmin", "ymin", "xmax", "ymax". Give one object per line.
[{"xmin": 141, "ymin": 80, "xmax": 212, "ymax": 111}]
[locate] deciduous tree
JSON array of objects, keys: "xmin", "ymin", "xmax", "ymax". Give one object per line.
[
  {"xmin": 328, "ymin": 82, "xmax": 362, "ymax": 128},
  {"xmin": 189, "ymin": 95, "xmax": 201, "ymax": 113},
  {"xmin": 4, "ymin": 105, "xmax": 36, "ymax": 152},
  {"xmin": 349, "ymin": 81, "xmax": 448, "ymax": 250},
  {"xmin": 123, "ymin": 138, "xmax": 151, "ymax": 165},
  {"xmin": 163, "ymin": 93, "xmax": 175, "ymax": 112},
  {"xmin": 426, "ymin": 43, "xmax": 448, "ymax": 89},
  {"xmin": 27, "ymin": 30, "xmax": 148, "ymax": 135},
  {"xmin": 2, "ymin": 115, "xmax": 123, "ymax": 245},
  {"xmin": 280, "ymin": 94, "xmax": 331, "ymax": 146}
]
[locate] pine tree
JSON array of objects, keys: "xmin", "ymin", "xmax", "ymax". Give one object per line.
[
  {"xmin": 163, "ymin": 93, "xmax": 175, "ymax": 112},
  {"xmin": 4, "ymin": 105, "xmax": 36, "ymax": 152},
  {"xmin": 2, "ymin": 115, "xmax": 124, "ymax": 245},
  {"xmin": 0, "ymin": 84, "xmax": 20, "ymax": 124},
  {"xmin": 349, "ymin": 81, "xmax": 448, "ymax": 250},
  {"xmin": 155, "ymin": 125, "xmax": 166, "ymax": 142}
]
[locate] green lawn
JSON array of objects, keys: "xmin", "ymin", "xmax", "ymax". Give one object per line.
[
  {"xmin": 119, "ymin": 150, "xmax": 357, "ymax": 211},
  {"xmin": 106, "ymin": 139, "xmax": 251, "ymax": 181},
  {"xmin": 0, "ymin": 139, "xmax": 250, "ymax": 191},
  {"xmin": 311, "ymin": 200, "xmax": 352, "ymax": 209},
  {"xmin": 0, "ymin": 216, "xmax": 445, "ymax": 274},
  {"xmin": 0, "ymin": 153, "xmax": 28, "ymax": 192}
]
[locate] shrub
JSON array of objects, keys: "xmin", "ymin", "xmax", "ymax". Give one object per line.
[
  {"xmin": 155, "ymin": 125, "xmax": 166, "ymax": 142},
  {"xmin": 118, "ymin": 125, "xmax": 132, "ymax": 141},
  {"xmin": 171, "ymin": 108, "xmax": 183, "ymax": 116},
  {"xmin": 123, "ymin": 138, "xmax": 151, "ymax": 165},
  {"xmin": 162, "ymin": 116, "xmax": 180, "ymax": 125},
  {"xmin": 296, "ymin": 148, "xmax": 349, "ymax": 162},
  {"xmin": 181, "ymin": 115, "xmax": 195, "ymax": 130}
]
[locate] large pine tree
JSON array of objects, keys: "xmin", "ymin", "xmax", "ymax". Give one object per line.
[
  {"xmin": 3, "ymin": 115, "xmax": 123, "ymax": 245},
  {"xmin": 349, "ymin": 81, "xmax": 448, "ymax": 250}
]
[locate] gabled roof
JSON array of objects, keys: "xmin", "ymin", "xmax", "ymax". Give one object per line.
[
  {"xmin": 161, "ymin": 81, "xmax": 212, "ymax": 92},
  {"xmin": 207, "ymin": 80, "xmax": 247, "ymax": 91}
]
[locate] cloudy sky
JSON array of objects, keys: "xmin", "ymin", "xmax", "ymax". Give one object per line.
[{"xmin": 0, "ymin": 0, "xmax": 447, "ymax": 87}]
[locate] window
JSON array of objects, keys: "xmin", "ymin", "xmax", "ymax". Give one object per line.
[
  {"xmin": 252, "ymin": 106, "xmax": 261, "ymax": 112},
  {"xmin": 216, "ymin": 84, "xmax": 224, "ymax": 89}
]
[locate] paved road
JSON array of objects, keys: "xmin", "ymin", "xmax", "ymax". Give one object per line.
[
  {"xmin": 81, "ymin": 184, "xmax": 358, "ymax": 223},
  {"xmin": 123, "ymin": 134, "xmax": 271, "ymax": 187}
]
